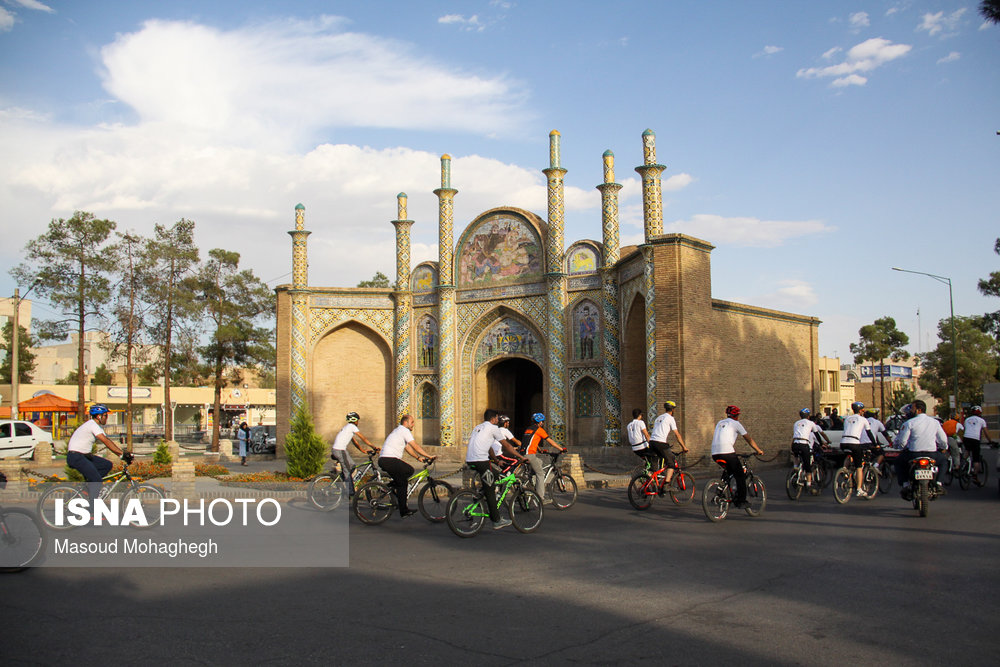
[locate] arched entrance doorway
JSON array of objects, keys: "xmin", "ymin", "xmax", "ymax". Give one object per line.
[
  {"xmin": 481, "ymin": 358, "xmax": 543, "ymax": 437},
  {"xmin": 621, "ymin": 293, "xmax": 647, "ymax": 426}
]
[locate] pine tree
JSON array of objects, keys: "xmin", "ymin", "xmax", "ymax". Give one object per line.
[{"xmin": 284, "ymin": 406, "xmax": 327, "ymax": 479}]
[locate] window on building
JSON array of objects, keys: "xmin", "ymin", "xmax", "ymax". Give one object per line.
[
  {"xmin": 420, "ymin": 384, "xmax": 438, "ymax": 419},
  {"xmin": 818, "ymin": 371, "xmax": 827, "ymax": 392},
  {"xmin": 829, "ymin": 371, "xmax": 838, "ymax": 391}
]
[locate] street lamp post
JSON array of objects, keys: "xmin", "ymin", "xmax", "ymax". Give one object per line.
[
  {"xmin": 10, "ymin": 281, "xmax": 40, "ymax": 421},
  {"xmin": 891, "ymin": 267, "xmax": 959, "ymax": 413}
]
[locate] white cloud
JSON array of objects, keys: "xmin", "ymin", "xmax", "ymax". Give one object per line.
[
  {"xmin": 849, "ymin": 12, "xmax": 870, "ymax": 31},
  {"xmin": 662, "ymin": 214, "xmax": 832, "ymax": 247},
  {"xmin": 917, "ymin": 9, "xmax": 966, "ymax": 37},
  {"xmin": 754, "ymin": 45, "xmax": 783, "ymax": 58},
  {"xmin": 0, "ymin": 8, "xmax": 15, "ymax": 31},
  {"xmin": 937, "ymin": 51, "xmax": 960, "ymax": 64},
  {"xmin": 757, "ymin": 279, "xmax": 820, "ymax": 310},
  {"xmin": 98, "ymin": 18, "xmax": 531, "ymax": 149},
  {"xmin": 822, "ymin": 46, "xmax": 842, "ymax": 60},
  {"xmin": 796, "ymin": 37, "xmax": 911, "ymax": 87},
  {"xmin": 437, "ymin": 13, "xmax": 485, "ymax": 32},
  {"xmin": 11, "ymin": 0, "xmax": 54, "ymax": 12}
]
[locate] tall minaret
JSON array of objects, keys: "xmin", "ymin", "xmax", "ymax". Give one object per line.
[
  {"xmin": 392, "ymin": 193, "xmax": 414, "ymax": 419},
  {"xmin": 434, "ymin": 155, "xmax": 458, "ymax": 446},
  {"xmin": 543, "ymin": 130, "xmax": 568, "ymax": 445},
  {"xmin": 635, "ymin": 129, "xmax": 665, "ymax": 417},
  {"xmin": 288, "ymin": 203, "xmax": 311, "ymax": 414},
  {"xmin": 597, "ymin": 150, "xmax": 623, "ymax": 445}
]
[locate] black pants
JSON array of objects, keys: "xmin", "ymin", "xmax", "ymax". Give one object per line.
[
  {"xmin": 468, "ymin": 460, "xmax": 501, "ymax": 522},
  {"xmin": 67, "ymin": 452, "xmax": 113, "ymax": 507},
  {"xmin": 895, "ymin": 449, "xmax": 948, "ymax": 487},
  {"xmin": 648, "ymin": 441, "xmax": 676, "ymax": 469},
  {"xmin": 963, "ymin": 437, "xmax": 983, "ymax": 465},
  {"xmin": 791, "ymin": 441, "xmax": 813, "ymax": 473},
  {"xmin": 712, "ymin": 453, "xmax": 747, "ymax": 504},
  {"xmin": 378, "ymin": 457, "xmax": 413, "ymax": 512}
]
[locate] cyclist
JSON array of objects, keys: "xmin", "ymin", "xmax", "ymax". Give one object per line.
[
  {"xmin": 67, "ymin": 404, "xmax": 131, "ymax": 507},
  {"xmin": 521, "ymin": 413, "xmax": 567, "ymax": 503},
  {"xmin": 941, "ymin": 411, "xmax": 964, "ymax": 472},
  {"xmin": 791, "ymin": 408, "xmax": 829, "ymax": 492},
  {"xmin": 840, "ymin": 402, "xmax": 878, "ymax": 498},
  {"xmin": 626, "ymin": 408, "xmax": 653, "ymax": 463},
  {"xmin": 378, "ymin": 414, "xmax": 436, "ymax": 518},
  {"xmin": 466, "ymin": 408, "xmax": 526, "ymax": 530},
  {"xmin": 893, "ymin": 400, "xmax": 949, "ymax": 494},
  {"xmin": 711, "ymin": 405, "xmax": 764, "ymax": 509},
  {"xmin": 962, "ymin": 406, "xmax": 994, "ymax": 479},
  {"xmin": 331, "ymin": 412, "xmax": 379, "ymax": 498},
  {"xmin": 648, "ymin": 401, "xmax": 689, "ymax": 486},
  {"xmin": 860, "ymin": 409, "xmax": 887, "ymax": 468}
]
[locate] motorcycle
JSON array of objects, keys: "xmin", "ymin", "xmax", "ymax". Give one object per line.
[{"xmin": 901, "ymin": 455, "xmax": 942, "ymax": 517}]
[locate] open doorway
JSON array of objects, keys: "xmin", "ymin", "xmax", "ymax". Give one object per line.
[{"xmin": 483, "ymin": 358, "xmax": 543, "ymax": 438}]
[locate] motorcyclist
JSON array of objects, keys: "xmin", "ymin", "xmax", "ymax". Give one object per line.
[{"xmin": 893, "ymin": 400, "xmax": 948, "ymax": 496}]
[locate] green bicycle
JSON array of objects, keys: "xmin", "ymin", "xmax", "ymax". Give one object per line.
[
  {"xmin": 446, "ymin": 460, "xmax": 543, "ymax": 538},
  {"xmin": 36, "ymin": 460, "xmax": 165, "ymax": 530},
  {"xmin": 351, "ymin": 458, "xmax": 453, "ymax": 525},
  {"xmin": 307, "ymin": 450, "xmax": 389, "ymax": 511}
]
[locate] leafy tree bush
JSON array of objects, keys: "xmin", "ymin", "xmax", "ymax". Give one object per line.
[
  {"xmin": 284, "ymin": 406, "xmax": 327, "ymax": 479},
  {"xmin": 152, "ymin": 440, "xmax": 172, "ymax": 464}
]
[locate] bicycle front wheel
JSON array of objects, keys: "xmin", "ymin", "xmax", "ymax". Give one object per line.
[
  {"xmin": 352, "ymin": 482, "xmax": 394, "ymax": 525},
  {"xmin": 509, "ymin": 488, "xmax": 543, "ymax": 533},
  {"xmin": 307, "ymin": 473, "xmax": 346, "ymax": 511},
  {"xmin": 37, "ymin": 484, "xmax": 85, "ymax": 530},
  {"xmin": 701, "ymin": 480, "xmax": 729, "ymax": 522},
  {"xmin": 445, "ymin": 490, "xmax": 486, "ymax": 538},
  {"xmin": 627, "ymin": 473, "xmax": 654, "ymax": 510},
  {"xmin": 122, "ymin": 484, "xmax": 166, "ymax": 528},
  {"xmin": 958, "ymin": 462, "xmax": 972, "ymax": 490},
  {"xmin": 418, "ymin": 480, "xmax": 453, "ymax": 523},
  {"xmin": 549, "ymin": 473, "xmax": 578, "ymax": 510},
  {"xmin": 974, "ymin": 461, "xmax": 989, "ymax": 488},
  {"xmin": 861, "ymin": 466, "xmax": 879, "ymax": 500},
  {"xmin": 878, "ymin": 463, "xmax": 895, "ymax": 493},
  {"xmin": 833, "ymin": 468, "xmax": 853, "ymax": 504},
  {"xmin": 668, "ymin": 471, "xmax": 696, "ymax": 505},
  {"xmin": 0, "ymin": 508, "xmax": 46, "ymax": 572},
  {"xmin": 744, "ymin": 475, "xmax": 767, "ymax": 516},
  {"xmin": 785, "ymin": 469, "xmax": 803, "ymax": 500}
]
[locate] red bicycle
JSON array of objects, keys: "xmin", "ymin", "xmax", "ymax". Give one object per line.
[{"xmin": 627, "ymin": 452, "xmax": 696, "ymax": 509}]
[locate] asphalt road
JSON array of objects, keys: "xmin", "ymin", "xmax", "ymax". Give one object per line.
[{"xmin": 5, "ymin": 459, "xmax": 1000, "ymax": 666}]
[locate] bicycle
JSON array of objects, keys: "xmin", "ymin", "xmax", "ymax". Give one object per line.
[
  {"xmin": 519, "ymin": 450, "xmax": 579, "ymax": 510},
  {"xmin": 351, "ymin": 458, "xmax": 453, "ymax": 525},
  {"xmin": 832, "ymin": 448, "xmax": 880, "ymax": 504},
  {"xmin": 446, "ymin": 459, "xmax": 543, "ymax": 537},
  {"xmin": 785, "ymin": 451, "xmax": 822, "ymax": 500},
  {"xmin": 954, "ymin": 447, "xmax": 990, "ymax": 490},
  {"xmin": 0, "ymin": 473, "xmax": 45, "ymax": 572},
  {"xmin": 307, "ymin": 450, "xmax": 388, "ymax": 511},
  {"xmin": 36, "ymin": 460, "xmax": 166, "ymax": 530},
  {"xmin": 628, "ymin": 450, "xmax": 695, "ymax": 509},
  {"xmin": 701, "ymin": 453, "xmax": 766, "ymax": 522}
]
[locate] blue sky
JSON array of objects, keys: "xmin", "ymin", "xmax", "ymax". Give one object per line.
[{"xmin": 1, "ymin": 0, "xmax": 998, "ymax": 363}]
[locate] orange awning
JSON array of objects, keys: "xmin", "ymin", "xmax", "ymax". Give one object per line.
[{"xmin": 18, "ymin": 393, "xmax": 80, "ymax": 413}]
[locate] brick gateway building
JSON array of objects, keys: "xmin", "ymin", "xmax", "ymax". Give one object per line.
[{"xmin": 276, "ymin": 130, "xmax": 822, "ymax": 457}]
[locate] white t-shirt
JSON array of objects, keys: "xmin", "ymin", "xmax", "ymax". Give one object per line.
[
  {"xmin": 792, "ymin": 418, "xmax": 822, "ymax": 444},
  {"xmin": 711, "ymin": 418, "xmax": 747, "ymax": 456},
  {"xmin": 649, "ymin": 413, "xmax": 677, "ymax": 443},
  {"xmin": 861, "ymin": 417, "xmax": 886, "ymax": 445},
  {"xmin": 466, "ymin": 421, "xmax": 505, "ymax": 462},
  {"xmin": 626, "ymin": 418, "xmax": 648, "ymax": 451},
  {"xmin": 332, "ymin": 423, "xmax": 359, "ymax": 451},
  {"xmin": 68, "ymin": 419, "xmax": 107, "ymax": 454},
  {"xmin": 964, "ymin": 415, "xmax": 988, "ymax": 441},
  {"xmin": 381, "ymin": 424, "xmax": 414, "ymax": 459},
  {"xmin": 841, "ymin": 413, "xmax": 868, "ymax": 443}
]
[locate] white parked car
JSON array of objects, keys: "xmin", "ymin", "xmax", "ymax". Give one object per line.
[{"xmin": 0, "ymin": 420, "xmax": 52, "ymax": 459}]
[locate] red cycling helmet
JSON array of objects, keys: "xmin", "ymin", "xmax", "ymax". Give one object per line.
[{"xmin": 725, "ymin": 405, "xmax": 741, "ymax": 418}]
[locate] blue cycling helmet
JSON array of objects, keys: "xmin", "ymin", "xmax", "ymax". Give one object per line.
[
  {"xmin": 799, "ymin": 408, "xmax": 811, "ymax": 418},
  {"xmin": 532, "ymin": 412, "xmax": 545, "ymax": 423},
  {"xmin": 89, "ymin": 404, "xmax": 110, "ymax": 416},
  {"xmin": 850, "ymin": 401, "xmax": 864, "ymax": 413}
]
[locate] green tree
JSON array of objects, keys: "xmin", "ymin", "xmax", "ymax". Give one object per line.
[
  {"xmin": 144, "ymin": 220, "xmax": 200, "ymax": 441},
  {"xmin": 978, "ymin": 237, "xmax": 1000, "ymax": 348},
  {"xmin": 187, "ymin": 249, "xmax": 275, "ymax": 451},
  {"xmin": 0, "ymin": 321, "xmax": 36, "ymax": 384},
  {"xmin": 850, "ymin": 316, "xmax": 910, "ymax": 417},
  {"xmin": 919, "ymin": 316, "xmax": 999, "ymax": 414},
  {"xmin": 137, "ymin": 363, "xmax": 160, "ymax": 386},
  {"xmin": 357, "ymin": 271, "xmax": 391, "ymax": 288},
  {"xmin": 981, "ymin": 1, "xmax": 1000, "ymax": 24},
  {"xmin": 168, "ymin": 331, "xmax": 208, "ymax": 386},
  {"xmin": 11, "ymin": 211, "xmax": 118, "ymax": 421},
  {"xmin": 92, "ymin": 363, "xmax": 113, "ymax": 385},
  {"xmin": 284, "ymin": 406, "xmax": 326, "ymax": 479},
  {"xmin": 889, "ymin": 382, "xmax": 917, "ymax": 414}
]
